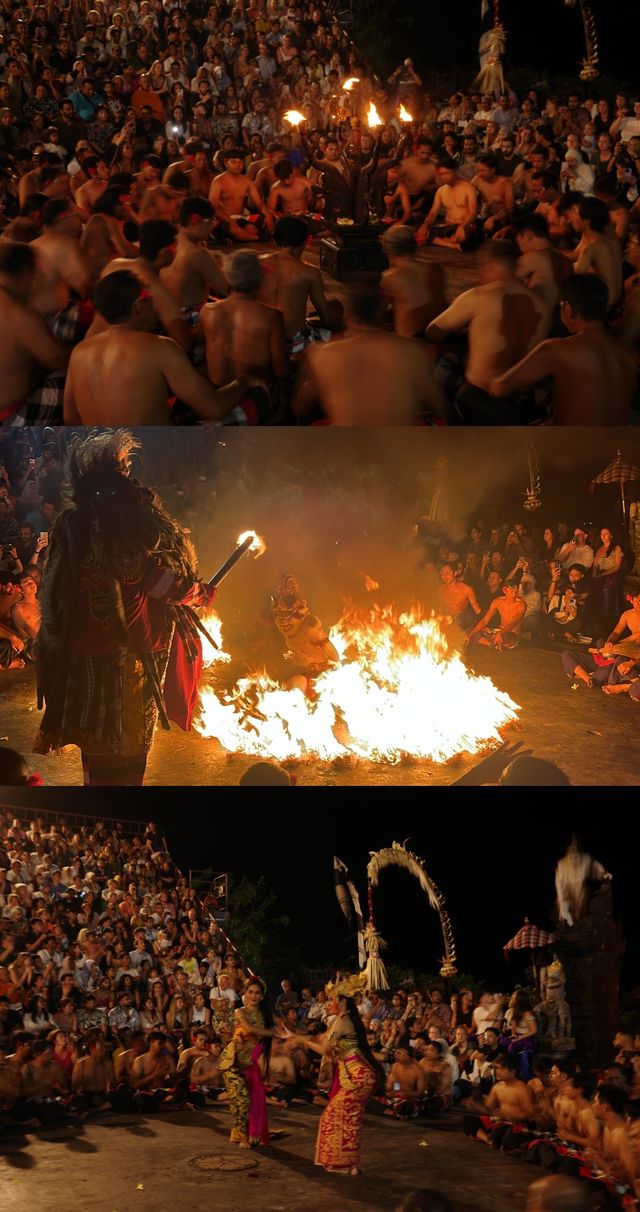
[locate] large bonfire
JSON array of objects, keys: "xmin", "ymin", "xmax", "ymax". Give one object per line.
[{"xmin": 195, "ymin": 602, "xmax": 519, "ymax": 765}]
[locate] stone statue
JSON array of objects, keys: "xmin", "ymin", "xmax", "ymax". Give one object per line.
[{"xmin": 538, "ymin": 958, "xmax": 572, "ymax": 1040}]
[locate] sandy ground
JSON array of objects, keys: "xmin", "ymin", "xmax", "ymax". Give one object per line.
[
  {"xmin": 1, "ymin": 643, "xmax": 637, "ymax": 786},
  {"xmin": 0, "ymin": 1100, "xmax": 536, "ymax": 1212}
]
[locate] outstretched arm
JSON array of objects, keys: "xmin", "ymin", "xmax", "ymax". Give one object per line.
[
  {"xmin": 468, "ymin": 601, "xmax": 497, "ymax": 639},
  {"xmin": 491, "ymin": 339, "xmax": 558, "ymax": 398},
  {"xmin": 160, "ymin": 336, "xmax": 247, "ymax": 422}
]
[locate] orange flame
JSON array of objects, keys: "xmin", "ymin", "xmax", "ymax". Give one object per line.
[
  {"xmin": 237, "ymin": 530, "xmax": 266, "ymax": 557},
  {"xmin": 363, "ymin": 574, "xmax": 379, "ymax": 592},
  {"xmin": 342, "ymin": 76, "xmax": 360, "ymax": 92},
  {"xmin": 367, "ymin": 101, "xmax": 383, "ymax": 129},
  {"xmin": 195, "ymin": 603, "xmax": 519, "ymax": 763},
  {"xmin": 283, "ymin": 109, "xmax": 305, "ymax": 127},
  {"xmin": 399, "ymin": 104, "xmax": 413, "ymax": 122},
  {"xmin": 199, "ymin": 609, "xmax": 231, "ymax": 669}
]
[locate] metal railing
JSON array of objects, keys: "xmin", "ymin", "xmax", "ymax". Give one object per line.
[{"xmin": 188, "ymin": 870, "xmax": 229, "ymax": 922}]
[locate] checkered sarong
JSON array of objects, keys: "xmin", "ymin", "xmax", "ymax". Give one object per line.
[{"xmin": 4, "ymin": 302, "xmax": 90, "ymax": 428}]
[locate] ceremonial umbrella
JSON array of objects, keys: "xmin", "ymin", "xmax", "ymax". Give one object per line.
[
  {"xmin": 503, "ymin": 918, "xmax": 556, "ymax": 999},
  {"xmin": 589, "ymin": 450, "xmax": 640, "ymax": 530}
]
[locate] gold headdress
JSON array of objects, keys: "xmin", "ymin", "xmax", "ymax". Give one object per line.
[{"xmin": 325, "ymin": 971, "xmax": 368, "ymax": 999}]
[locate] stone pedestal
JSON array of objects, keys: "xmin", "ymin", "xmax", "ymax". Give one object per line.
[
  {"xmin": 320, "ymin": 223, "xmax": 388, "ymax": 280},
  {"xmin": 554, "ymin": 885, "xmax": 623, "ymax": 1068}
]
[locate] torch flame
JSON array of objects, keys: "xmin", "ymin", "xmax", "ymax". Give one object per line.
[
  {"xmin": 199, "ymin": 609, "xmax": 231, "ymax": 669},
  {"xmin": 367, "ymin": 101, "xmax": 383, "ymax": 129},
  {"xmin": 195, "ymin": 603, "xmax": 519, "ymax": 764},
  {"xmin": 283, "ymin": 109, "xmax": 305, "ymax": 127},
  {"xmin": 398, "ymin": 104, "xmax": 413, "ymax": 122},
  {"xmin": 342, "ymin": 76, "xmax": 360, "ymax": 92},
  {"xmin": 237, "ymin": 530, "xmax": 266, "ymax": 557}
]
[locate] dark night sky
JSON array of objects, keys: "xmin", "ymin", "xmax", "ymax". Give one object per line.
[
  {"xmin": 364, "ymin": 0, "xmax": 637, "ymax": 86},
  {"xmin": 1, "ymin": 794, "xmax": 638, "ymax": 992}
]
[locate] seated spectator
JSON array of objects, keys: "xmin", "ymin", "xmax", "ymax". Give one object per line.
[{"xmin": 502, "ymin": 991, "xmax": 538, "ymax": 1078}]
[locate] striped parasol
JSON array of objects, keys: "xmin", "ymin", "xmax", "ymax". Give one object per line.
[
  {"xmin": 504, "ymin": 918, "xmax": 556, "ymax": 997},
  {"xmin": 504, "ymin": 920, "xmax": 556, "ymax": 953},
  {"xmin": 589, "ymin": 450, "xmax": 640, "ymax": 529}
]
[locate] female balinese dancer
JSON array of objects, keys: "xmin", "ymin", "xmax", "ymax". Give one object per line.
[
  {"xmin": 219, "ymin": 978, "xmax": 281, "ymax": 1148},
  {"xmin": 285, "ymin": 978, "xmax": 383, "ymax": 1175}
]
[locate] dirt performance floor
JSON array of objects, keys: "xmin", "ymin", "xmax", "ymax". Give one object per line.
[
  {"xmin": 0, "ymin": 1101, "xmax": 535, "ymax": 1212},
  {"xmin": 1, "ymin": 643, "xmax": 637, "ymax": 786}
]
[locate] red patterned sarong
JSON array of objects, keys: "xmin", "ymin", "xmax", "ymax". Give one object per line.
[{"xmin": 314, "ymin": 1052, "xmax": 377, "ymax": 1170}]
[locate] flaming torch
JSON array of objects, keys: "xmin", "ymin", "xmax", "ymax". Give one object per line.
[
  {"xmin": 283, "ymin": 109, "xmax": 305, "ymax": 127},
  {"xmin": 342, "ymin": 76, "xmax": 360, "ymax": 118},
  {"xmin": 398, "ymin": 103, "xmax": 413, "ymax": 123},
  {"xmin": 367, "ymin": 101, "xmax": 383, "ymax": 130},
  {"xmin": 207, "ymin": 530, "xmax": 266, "ymax": 591}
]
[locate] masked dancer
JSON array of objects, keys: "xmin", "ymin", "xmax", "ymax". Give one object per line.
[{"xmin": 34, "ymin": 429, "xmax": 215, "ymax": 786}]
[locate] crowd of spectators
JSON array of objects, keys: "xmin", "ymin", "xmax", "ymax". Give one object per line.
[
  {"xmin": 0, "ymin": 1, "xmax": 637, "ymax": 423},
  {"xmin": 0, "ymin": 807, "xmax": 256, "ymax": 1118},
  {"xmin": 0, "ymin": 804, "xmax": 639, "ymax": 1207},
  {"xmin": 0, "ymin": 427, "xmax": 61, "ymax": 668},
  {"xmin": 418, "ymin": 516, "xmax": 640, "ymax": 684}
]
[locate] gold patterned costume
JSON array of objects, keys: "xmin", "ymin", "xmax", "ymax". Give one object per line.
[{"xmin": 314, "ymin": 1028, "xmax": 377, "ymax": 1171}]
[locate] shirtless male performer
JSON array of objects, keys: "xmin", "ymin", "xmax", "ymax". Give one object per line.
[
  {"xmin": 74, "ymin": 156, "xmax": 110, "ymax": 217},
  {"xmin": 271, "ymin": 573, "xmax": 339, "ymax": 694},
  {"xmin": 89, "ymin": 218, "xmax": 191, "ymax": 351},
  {"xmin": 131, "ymin": 1032, "xmax": 176, "ymax": 1112},
  {"xmin": 29, "ymin": 198, "xmax": 90, "ymax": 317},
  {"xmin": 71, "ymin": 1034, "xmax": 114, "ymax": 1110},
  {"xmin": 438, "ymin": 564, "xmax": 482, "ymax": 632},
  {"xmin": 598, "ymin": 592, "xmax": 640, "ymax": 702},
  {"xmin": 9, "ymin": 571, "xmax": 40, "ymax": 643},
  {"xmin": 80, "ymin": 185, "xmax": 139, "ymax": 284},
  {"xmin": 513, "ymin": 212, "xmax": 572, "ymax": 311},
  {"xmin": 209, "ymin": 148, "xmax": 274, "ymax": 243},
  {"xmin": 416, "ymin": 159, "xmax": 479, "ymax": 251},
  {"xmin": 259, "ymin": 215, "xmax": 342, "ymax": 353},
  {"xmin": 268, "ymin": 159, "xmax": 314, "ymax": 217},
  {"xmin": 63, "ymin": 270, "xmax": 248, "ymax": 425},
  {"xmin": 571, "ymin": 196, "xmax": 623, "ymax": 308},
  {"xmin": 398, "ymin": 137, "xmax": 437, "ymax": 223},
  {"xmin": 159, "ymin": 196, "xmax": 227, "ymax": 321},
  {"xmin": 385, "ymin": 1044, "xmax": 426, "ymax": 1117},
  {"xmin": 472, "ymin": 153, "xmax": 514, "ymax": 237},
  {"xmin": 293, "ymin": 276, "xmax": 446, "ymax": 425},
  {"xmin": 201, "ymin": 249, "xmax": 290, "ymax": 422},
  {"xmin": 381, "ymin": 224, "xmax": 445, "ymax": 336},
  {"xmin": 427, "ymin": 240, "xmax": 551, "ymax": 424},
  {"xmin": 464, "ymin": 1055, "xmax": 534, "ymax": 1144},
  {"xmin": 0, "ymin": 242, "xmax": 70, "ymax": 424},
  {"xmin": 467, "ymin": 583, "xmax": 527, "ymax": 650},
  {"xmin": 491, "ymin": 274, "xmax": 637, "ymax": 425}
]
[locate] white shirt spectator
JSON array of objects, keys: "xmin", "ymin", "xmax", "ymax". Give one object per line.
[
  {"xmin": 210, "ymin": 983, "xmax": 238, "ymax": 1007},
  {"xmin": 557, "ymin": 537, "xmax": 594, "ymax": 570}
]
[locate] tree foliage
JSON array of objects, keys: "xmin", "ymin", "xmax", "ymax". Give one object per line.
[
  {"xmin": 350, "ymin": 0, "xmax": 415, "ymax": 78},
  {"xmin": 225, "ymin": 874, "xmax": 294, "ymax": 988}
]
